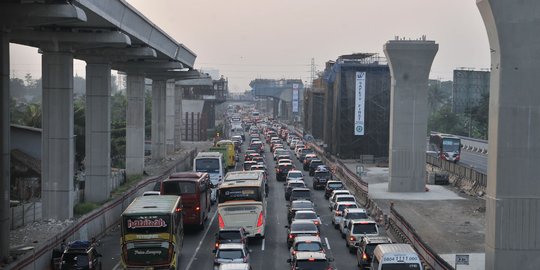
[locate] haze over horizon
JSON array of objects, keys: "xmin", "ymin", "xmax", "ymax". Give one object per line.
[{"xmin": 9, "ymin": 0, "xmax": 490, "ymax": 92}]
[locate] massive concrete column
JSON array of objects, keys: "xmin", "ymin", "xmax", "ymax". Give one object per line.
[
  {"xmin": 126, "ymin": 73, "xmax": 145, "ymax": 176},
  {"xmin": 174, "ymin": 84, "xmax": 183, "ymax": 150},
  {"xmin": 0, "ymin": 32, "xmax": 10, "ymax": 261},
  {"xmin": 151, "ymin": 79, "xmax": 166, "ymax": 159},
  {"xmin": 165, "ymin": 79, "xmax": 175, "ymax": 154},
  {"xmin": 41, "ymin": 51, "xmax": 75, "ymax": 219},
  {"xmin": 384, "ymin": 39, "xmax": 438, "ymax": 192},
  {"xmin": 477, "ymin": 1, "xmax": 540, "ymax": 268},
  {"xmin": 84, "ymin": 62, "xmax": 111, "ymax": 203}
]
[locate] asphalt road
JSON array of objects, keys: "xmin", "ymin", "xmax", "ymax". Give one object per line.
[
  {"xmin": 459, "ymin": 150, "xmax": 488, "ymax": 174},
  {"xmin": 98, "ymin": 134, "xmax": 382, "ymax": 270}
]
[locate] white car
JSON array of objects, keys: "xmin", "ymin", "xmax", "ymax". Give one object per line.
[
  {"xmin": 286, "ymin": 170, "xmax": 304, "ymax": 182},
  {"xmin": 328, "ymin": 190, "xmax": 352, "ymax": 210},
  {"xmin": 331, "ymin": 202, "xmax": 359, "ymax": 227},
  {"xmin": 345, "ymin": 219, "xmax": 379, "ymax": 251},
  {"xmin": 289, "ymin": 236, "xmax": 325, "ymax": 260},
  {"xmin": 339, "ymin": 208, "xmax": 369, "ymax": 236},
  {"xmin": 213, "ymin": 243, "xmax": 251, "ymax": 270}
]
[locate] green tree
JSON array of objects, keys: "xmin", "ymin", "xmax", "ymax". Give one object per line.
[
  {"xmin": 428, "ymin": 105, "xmax": 468, "ymax": 136},
  {"xmin": 110, "ymin": 92, "xmax": 127, "ymax": 168},
  {"xmin": 74, "ymin": 97, "xmax": 86, "ymax": 169},
  {"xmin": 470, "ymin": 93, "xmax": 489, "ymax": 139},
  {"xmin": 21, "ymin": 103, "xmax": 42, "ymax": 128}
]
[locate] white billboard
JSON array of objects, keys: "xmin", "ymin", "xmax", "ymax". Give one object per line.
[
  {"xmin": 354, "ymin": 72, "xmax": 366, "ymax": 135},
  {"xmin": 292, "ymin": 85, "xmax": 299, "ymax": 113}
]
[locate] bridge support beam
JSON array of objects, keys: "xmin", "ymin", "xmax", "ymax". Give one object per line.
[
  {"xmin": 384, "ymin": 39, "xmax": 438, "ymax": 192},
  {"xmin": 84, "ymin": 62, "xmax": 111, "ymax": 203},
  {"xmin": 41, "ymin": 50, "xmax": 75, "ymax": 220},
  {"xmin": 151, "ymin": 79, "xmax": 167, "ymax": 159},
  {"xmin": 0, "ymin": 32, "xmax": 10, "ymax": 261},
  {"xmin": 126, "ymin": 73, "xmax": 145, "ymax": 176},
  {"xmin": 174, "ymin": 84, "xmax": 183, "ymax": 150},
  {"xmin": 477, "ymin": 1, "xmax": 540, "ymax": 268},
  {"xmin": 165, "ymin": 79, "xmax": 175, "ymax": 154}
]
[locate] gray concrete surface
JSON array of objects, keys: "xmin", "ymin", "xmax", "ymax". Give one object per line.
[
  {"xmin": 166, "ymin": 80, "xmax": 176, "ymax": 154},
  {"xmin": 41, "ymin": 51, "xmax": 75, "ymax": 220},
  {"xmin": 85, "ymin": 62, "xmax": 112, "ymax": 203},
  {"xmin": 1, "ymin": 31, "xmax": 10, "ymax": 261},
  {"xmin": 477, "ymin": 1, "xmax": 540, "ymax": 268},
  {"xmin": 384, "ymin": 38, "xmax": 438, "ymax": 192},
  {"xmin": 126, "ymin": 73, "xmax": 145, "ymax": 176},
  {"xmin": 151, "ymin": 79, "xmax": 167, "ymax": 159}
]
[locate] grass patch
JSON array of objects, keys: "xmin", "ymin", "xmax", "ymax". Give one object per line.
[
  {"xmin": 74, "ymin": 202, "xmax": 100, "ymax": 216},
  {"xmin": 110, "ymin": 174, "xmax": 143, "ymax": 197}
]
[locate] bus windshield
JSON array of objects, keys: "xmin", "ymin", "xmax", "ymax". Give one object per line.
[
  {"xmin": 195, "ymin": 158, "xmax": 220, "ymax": 173},
  {"xmin": 162, "ymin": 181, "xmax": 196, "ymax": 195},
  {"xmin": 442, "ymin": 139, "xmax": 460, "ymax": 152},
  {"xmin": 219, "ymin": 187, "xmax": 261, "ymax": 203}
]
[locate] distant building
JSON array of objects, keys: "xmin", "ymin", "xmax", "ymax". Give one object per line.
[{"xmin": 452, "ymin": 69, "xmax": 490, "ymax": 113}]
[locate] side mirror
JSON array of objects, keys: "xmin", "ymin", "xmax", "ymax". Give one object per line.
[
  {"xmin": 212, "ymin": 249, "xmax": 216, "ymax": 253},
  {"xmin": 284, "ymin": 225, "xmax": 289, "ymax": 228},
  {"xmin": 286, "ymin": 259, "xmax": 291, "ymax": 263}
]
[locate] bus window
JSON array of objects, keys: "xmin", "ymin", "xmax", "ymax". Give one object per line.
[
  {"xmin": 162, "ymin": 181, "xmax": 196, "ymax": 195},
  {"xmin": 195, "ymin": 158, "xmax": 221, "ymax": 173},
  {"xmin": 219, "ymin": 187, "xmax": 261, "ymax": 203}
]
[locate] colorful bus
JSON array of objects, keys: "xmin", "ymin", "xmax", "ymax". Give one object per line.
[
  {"xmin": 120, "ymin": 195, "xmax": 183, "ymax": 269},
  {"xmin": 429, "ymin": 132, "xmax": 461, "ymax": 163},
  {"xmin": 161, "ymin": 172, "xmax": 211, "ymax": 229},
  {"xmin": 216, "ymin": 140, "xmax": 237, "ymax": 168}
]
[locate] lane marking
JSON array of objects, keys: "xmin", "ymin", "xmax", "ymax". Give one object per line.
[
  {"xmin": 112, "ymin": 261, "xmax": 121, "ymax": 270},
  {"xmin": 261, "ymin": 238, "xmax": 266, "ymax": 251},
  {"xmin": 185, "ymin": 210, "xmax": 218, "ymax": 270},
  {"xmin": 325, "ymin": 237, "xmax": 331, "ymax": 250}
]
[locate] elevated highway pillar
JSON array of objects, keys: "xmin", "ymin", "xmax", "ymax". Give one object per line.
[
  {"xmin": 126, "ymin": 73, "xmax": 145, "ymax": 176},
  {"xmin": 166, "ymin": 79, "xmax": 175, "ymax": 154},
  {"xmin": 41, "ymin": 50, "xmax": 75, "ymax": 220},
  {"xmin": 0, "ymin": 32, "xmax": 10, "ymax": 261},
  {"xmin": 477, "ymin": 1, "xmax": 540, "ymax": 268},
  {"xmin": 151, "ymin": 79, "xmax": 167, "ymax": 159},
  {"xmin": 84, "ymin": 62, "xmax": 112, "ymax": 203},
  {"xmin": 174, "ymin": 83, "xmax": 183, "ymax": 150},
  {"xmin": 384, "ymin": 38, "xmax": 438, "ymax": 192}
]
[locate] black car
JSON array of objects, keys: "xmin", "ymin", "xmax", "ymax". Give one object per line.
[
  {"xmin": 298, "ymin": 149, "xmax": 314, "ymax": 163},
  {"xmin": 277, "ymin": 163, "xmax": 294, "ymax": 181},
  {"xmin": 284, "ymin": 180, "xmax": 307, "ymax": 200},
  {"xmin": 214, "ymin": 227, "xmax": 248, "ymax": 250},
  {"xmin": 325, "ymin": 181, "xmax": 345, "ymax": 199},
  {"xmin": 302, "ymin": 155, "xmax": 318, "ymax": 171},
  {"xmin": 312, "ymin": 168, "xmax": 332, "ymax": 190},
  {"xmin": 308, "ymin": 160, "xmax": 324, "ymax": 176},
  {"xmin": 60, "ymin": 240, "xmax": 102, "ymax": 270}
]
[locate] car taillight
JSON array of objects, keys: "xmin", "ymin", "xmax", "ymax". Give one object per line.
[
  {"xmin": 88, "ymin": 259, "xmax": 93, "ymax": 269},
  {"xmin": 292, "ymin": 250, "xmax": 296, "ymax": 255},
  {"xmin": 243, "ymin": 257, "xmax": 247, "ymax": 263},
  {"xmin": 350, "ymin": 236, "xmax": 356, "ymax": 242},
  {"xmin": 362, "ymin": 252, "xmax": 368, "ymax": 260},
  {"xmin": 289, "ymin": 234, "xmax": 294, "ymax": 239},
  {"xmin": 218, "ymin": 214, "xmax": 224, "ymax": 229},
  {"xmin": 335, "ymin": 211, "xmax": 342, "ymax": 216},
  {"xmin": 195, "ymin": 206, "xmax": 200, "ymax": 211},
  {"xmin": 215, "ymin": 242, "xmax": 219, "ymax": 249},
  {"xmin": 257, "ymin": 212, "xmax": 264, "ymax": 227},
  {"xmin": 314, "ymin": 220, "xmax": 320, "ymax": 225}
]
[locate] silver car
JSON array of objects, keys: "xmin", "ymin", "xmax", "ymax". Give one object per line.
[{"xmin": 213, "ymin": 243, "xmax": 251, "ymax": 270}]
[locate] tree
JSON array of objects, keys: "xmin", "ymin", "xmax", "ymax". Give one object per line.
[
  {"xmin": 428, "ymin": 105, "xmax": 467, "ymax": 136},
  {"xmin": 470, "ymin": 93, "xmax": 489, "ymax": 139},
  {"xmin": 74, "ymin": 97, "xmax": 86, "ymax": 169}
]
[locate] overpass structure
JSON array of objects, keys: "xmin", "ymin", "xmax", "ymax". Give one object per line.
[
  {"xmin": 250, "ymin": 79, "xmax": 303, "ymax": 122},
  {"xmin": 0, "ymin": 0, "xmax": 200, "ymax": 261}
]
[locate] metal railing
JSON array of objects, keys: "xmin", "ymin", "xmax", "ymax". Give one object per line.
[{"xmin": 426, "ymin": 154, "xmax": 487, "ymax": 188}]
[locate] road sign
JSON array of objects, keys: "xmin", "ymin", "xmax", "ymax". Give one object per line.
[{"xmin": 455, "ymin": 254, "xmax": 469, "ymax": 269}]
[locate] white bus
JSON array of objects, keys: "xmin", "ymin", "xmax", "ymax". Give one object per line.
[
  {"xmin": 194, "ymin": 152, "xmax": 225, "ymax": 203},
  {"xmin": 372, "ymin": 244, "xmax": 423, "ymax": 270},
  {"xmin": 217, "ymin": 175, "xmax": 266, "ymax": 238}
]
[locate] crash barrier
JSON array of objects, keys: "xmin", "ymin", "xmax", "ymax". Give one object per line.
[
  {"xmin": 459, "ymin": 136, "xmax": 488, "ymax": 154},
  {"xmin": 9, "ymin": 149, "xmax": 197, "ymax": 270},
  {"xmin": 388, "ymin": 203, "xmax": 454, "ymax": 270},
  {"xmin": 426, "ymin": 154, "xmax": 487, "ymax": 189}
]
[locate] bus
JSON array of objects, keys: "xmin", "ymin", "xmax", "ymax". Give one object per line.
[
  {"xmin": 217, "ymin": 173, "xmax": 267, "ymax": 238},
  {"xmin": 371, "ymin": 244, "xmax": 423, "ymax": 270},
  {"xmin": 120, "ymin": 195, "xmax": 183, "ymax": 270},
  {"xmin": 216, "ymin": 140, "xmax": 237, "ymax": 168},
  {"xmin": 161, "ymin": 172, "xmax": 211, "ymax": 229},
  {"xmin": 429, "ymin": 132, "xmax": 461, "ymax": 163},
  {"xmin": 193, "ymin": 152, "xmax": 225, "ymax": 204}
]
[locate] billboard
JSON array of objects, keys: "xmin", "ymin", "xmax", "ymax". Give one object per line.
[
  {"xmin": 292, "ymin": 84, "xmax": 299, "ymax": 113},
  {"xmin": 354, "ymin": 72, "xmax": 366, "ymax": 135}
]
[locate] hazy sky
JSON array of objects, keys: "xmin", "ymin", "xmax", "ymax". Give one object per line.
[{"xmin": 10, "ymin": 0, "xmax": 490, "ymax": 92}]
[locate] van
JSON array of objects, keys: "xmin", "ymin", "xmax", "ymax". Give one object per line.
[
  {"xmin": 372, "ymin": 244, "xmax": 423, "ymax": 270},
  {"xmin": 216, "ymin": 140, "xmax": 237, "ymax": 168},
  {"xmin": 194, "ymin": 152, "xmax": 225, "ymax": 203}
]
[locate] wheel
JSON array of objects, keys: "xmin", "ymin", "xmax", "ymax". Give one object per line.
[
  {"xmin": 334, "ymin": 223, "xmax": 339, "ymax": 229},
  {"xmin": 341, "ymin": 232, "xmax": 345, "ymax": 239}
]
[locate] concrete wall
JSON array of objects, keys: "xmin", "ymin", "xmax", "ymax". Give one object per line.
[{"xmin": 10, "ymin": 125, "xmax": 41, "ymax": 160}]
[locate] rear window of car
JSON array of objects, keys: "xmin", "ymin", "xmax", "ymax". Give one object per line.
[
  {"xmin": 219, "ymin": 231, "xmax": 242, "ymax": 241},
  {"xmin": 328, "ymin": 183, "xmax": 343, "ymax": 188},
  {"xmin": 346, "ymin": 212, "xmax": 368, "ymax": 219},
  {"xmin": 352, "ymin": 223, "xmax": 378, "ymax": 234},
  {"xmin": 337, "ymin": 196, "xmax": 355, "ymax": 202},
  {"xmin": 337, "ymin": 204, "xmax": 358, "ymax": 211},
  {"xmin": 295, "ymin": 242, "xmax": 323, "ymax": 252},
  {"xmin": 62, "ymin": 253, "xmax": 89, "ymax": 267},
  {"xmin": 295, "ymin": 212, "xmax": 317, "ymax": 219},
  {"xmin": 291, "ymin": 190, "xmax": 310, "ymax": 198},
  {"xmin": 291, "ymin": 222, "xmax": 317, "ymax": 231},
  {"xmin": 291, "ymin": 201, "xmax": 313, "ymax": 209},
  {"xmin": 310, "ymin": 161, "xmax": 323, "ymax": 167}
]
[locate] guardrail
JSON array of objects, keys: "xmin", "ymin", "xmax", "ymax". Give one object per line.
[
  {"xmin": 9, "ymin": 149, "xmax": 196, "ymax": 270},
  {"xmin": 459, "ymin": 136, "xmax": 488, "ymax": 154},
  {"xmin": 388, "ymin": 203, "xmax": 454, "ymax": 270},
  {"xmin": 426, "ymin": 154, "xmax": 487, "ymax": 189}
]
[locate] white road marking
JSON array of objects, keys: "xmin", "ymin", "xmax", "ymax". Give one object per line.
[
  {"xmin": 325, "ymin": 237, "xmax": 331, "ymax": 250},
  {"xmin": 261, "ymin": 238, "xmax": 266, "ymax": 251},
  {"xmin": 185, "ymin": 210, "xmax": 218, "ymax": 270},
  {"xmin": 112, "ymin": 261, "xmax": 121, "ymax": 270}
]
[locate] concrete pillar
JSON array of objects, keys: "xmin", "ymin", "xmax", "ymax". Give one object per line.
[
  {"xmin": 84, "ymin": 62, "xmax": 111, "ymax": 203},
  {"xmin": 0, "ymin": 32, "xmax": 10, "ymax": 261},
  {"xmin": 273, "ymin": 98, "xmax": 279, "ymax": 119},
  {"xmin": 41, "ymin": 51, "xmax": 75, "ymax": 220},
  {"xmin": 477, "ymin": 1, "xmax": 540, "ymax": 268},
  {"xmin": 151, "ymin": 79, "xmax": 166, "ymax": 159},
  {"xmin": 174, "ymin": 84, "xmax": 183, "ymax": 150},
  {"xmin": 165, "ymin": 79, "xmax": 175, "ymax": 154},
  {"xmin": 126, "ymin": 73, "xmax": 145, "ymax": 176},
  {"xmin": 383, "ymin": 39, "xmax": 438, "ymax": 192}
]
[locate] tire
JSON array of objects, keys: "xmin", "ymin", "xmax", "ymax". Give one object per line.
[{"xmin": 334, "ymin": 223, "xmax": 339, "ymax": 229}]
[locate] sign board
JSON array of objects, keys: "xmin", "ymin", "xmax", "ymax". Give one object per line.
[
  {"xmin": 354, "ymin": 72, "xmax": 366, "ymax": 135},
  {"xmin": 455, "ymin": 254, "xmax": 469, "ymax": 265},
  {"xmin": 292, "ymin": 89, "xmax": 299, "ymax": 113}
]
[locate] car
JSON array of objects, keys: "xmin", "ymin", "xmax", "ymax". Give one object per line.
[
  {"xmin": 290, "ymin": 139, "xmax": 300, "ymax": 149},
  {"xmin": 298, "ymin": 149, "xmax": 315, "ymax": 163},
  {"xmin": 324, "ymin": 181, "xmax": 345, "ymax": 199},
  {"xmin": 276, "ymin": 154, "xmax": 292, "ymax": 163},
  {"xmin": 286, "ymin": 170, "xmax": 304, "ymax": 182},
  {"xmin": 218, "ymin": 263, "xmax": 253, "ymax": 270},
  {"xmin": 273, "ymin": 149, "xmax": 289, "ymax": 159},
  {"xmin": 328, "ymin": 190, "xmax": 352, "ymax": 210},
  {"xmin": 291, "ymin": 210, "xmax": 321, "ymax": 227},
  {"xmin": 284, "ymin": 180, "xmax": 307, "ymax": 200},
  {"xmin": 332, "ymin": 194, "xmax": 357, "ymax": 208},
  {"xmin": 345, "ymin": 219, "xmax": 380, "ymax": 251},
  {"xmin": 243, "ymin": 161, "xmax": 258, "ymax": 171},
  {"xmin": 289, "ymin": 236, "xmax": 325, "ymax": 260},
  {"xmin": 214, "ymin": 228, "xmax": 248, "ymax": 250},
  {"xmin": 312, "ymin": 167, "xmax": 332, "ymax": 190},
  {"xmin": 302, "ymin": 154, "xmax": 318, "ymax": 171},
  {"xmin": 287, "ymin": 251, "xmax": 334, "ymax": 270},
  {"xmin": 289, "ymin": 188, "xmax": 311, "ymax": 204},
  {"xmin": 251, "ymin": 156, "xmax": 265, "ymax": 166},
  {"xmin": 213, "ymin": 243, "xmax": 251, "ymax": 270},
  {"xmin": 356, "ymin": 236, "xmax": 392, "ymax": 269},
  {"xmin": 288, "ymin": 200, "xmax": 315, "ymax": 223},
  {"xmin": 277, "ymin": 159, "xmax": 293, "ymax": 167},
  {"xmin": 331, "ymin": 202, "xmax": 359, "ymax": 227},
  {"xmin": 249, "ymin": 164, "xmax": 267, "ymax": 174},
  {"xmin": 308, "ymin": 160, "xmax": 324, "ymax": 176},
  {"xmin": 339, "ymin": 208, "xmax": 369, "ymax": 236},
  {"xmin": 60, "ymin": 240, "xmax": 102, "ymax": 270},
  {"xmin": 286, "ymin": 220, "xmax": 319, "ymax": 248},
  {"xmin": 244, "ymin": 152, "xmax": 259, "ymax": 162},
  {"xmin": 276, "ymin": 163, "xmax": 294, "ymax": 181}
]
